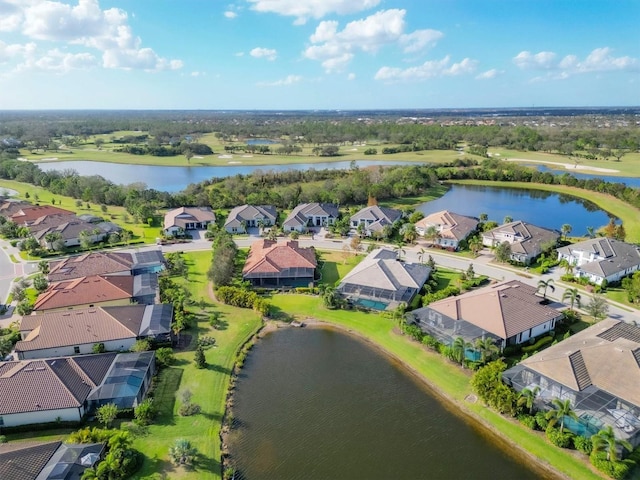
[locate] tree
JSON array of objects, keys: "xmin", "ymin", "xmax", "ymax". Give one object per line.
[
  {"xmin": 321, "ymin": 285, "xmax": 341, "ymax": 309},
  {"xmin": 561, "ymin": 223, "xmax": 572, "ymax": 240},
  {"xmin": 94, "ymin": 138, "xmax": 105, "ymax": 150},
  {"xmin": 494, "ymin": 241, "xmax": 512, "ymax": 263},
  {"xmin": 591, "ymin": 425, "xmax": 632, "ymax": 462},
  {"xmin": 38, "ymin": 260, "xmax": 50, "ymax": 275},
  {"xmin": 33, "ymin": 274, "xmax": 48, "ymax": 294},
  {"xmin": 517, "ymin": 386, "xmax": 540, "ymax": 415},
  {"xmin": 562, "ymin": 287, "xmax": 581, "ymax": 312},
  {"xmin": 169, "ymin": 439, "xmax": 198, "ymax": 466},
  {"xmin": 130, "ymin": 339, "xmax": 151, "ymax": 352},
  {"xmin": 536, "ymin": 279, "xmax": 555, "ymax": 301},
  {"xmin": 184, "ymin": 148, "xmax": 193, "ymax": 164},
  {"xmin": 120, "ymin": 230, "xmax": 131, "ymax": 245},
  {"xmin": 400, "ymin": 223, "xmax": 418, "ymax": 244},
  {"xmin": 424, "ymin": 225, "xmax": 439, "ymax": 245},
  {"xmin": 474, "ymin": 337, "xmax": 498, "ymax": 364},
  {"xmin": 96, "ymin": 403, "xmax": 118, "ymax": 428},
  {"xmin": 558, "ymin": 258, "xmax": 575, "ymax": 276},
  {"xmin": 452, "ymin": 336, "xmax": 471, "ymax": 365},
  {"xmin": 603, "ymin": 218, "xmax": 617, "ymax": 238},
  {"xmin": 426, "ymin": 255, "xmax": 436, "ymax": 270},
  {"xmin": 79, "ymin": 229, "xmax": 93, "ymax": 250},
  {"xmin": 586, "ymin": 226, "xmax": 595, "ymax": 239},
  {"xmin": 503, "ymin": 215, "xmax": 513, "ymax": 225},
  {"xmin": 585, "ymin": 294, "xmax": 609, "ymax": 322},
  {"xmin": 545, "ymin": 398, "xmax": 577, "ymax": 433},
  {"xmin": 194, "ymin": 345, "xmax": 206, "ymax": 369},
  {"xmin": 468, "ymin": 236, "xmax": 482, "ymax": 256},
  {"xmin": 393, "ymin": 241, "xmax": 406, "ymax": 261},
  {"xmin": 417, "ymin": 247, "xmax": 426, "ymax": 264},
  {"xmin": 134, "ymin": 398, "xmax": 155, "ymax": 426}
]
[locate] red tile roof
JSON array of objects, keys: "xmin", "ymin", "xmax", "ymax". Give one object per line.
[
  {"xmin": 33, "ymin": 275, "xmax": 133, "ymax": 311},
  {"xmin": 10, "ymin": 205, "xmax": 73, "ymax": 224},
  {"xmin": 243, "ymin": 239, "xmax": 316, "ymax": 275},
  {"xmin": 48, "ymin": 252, "xmax": 134, "ymax": 282}
]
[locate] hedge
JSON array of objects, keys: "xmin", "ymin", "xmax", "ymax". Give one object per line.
[{"xmin": 522, "ymin": 335, "xmax": 554, "ymax": 353}]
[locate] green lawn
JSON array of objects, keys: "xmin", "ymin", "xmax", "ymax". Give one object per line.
[
  {"xmin": 317, "ymin": 250, "xmax": 363, "ymax": 286},
  {"xmin": 268, "ymin": 294, "xmax": 603, "ymax": 480},
  {"xmin": 449, "ymin": 179, "xmax": 640, "ymax": 242}
]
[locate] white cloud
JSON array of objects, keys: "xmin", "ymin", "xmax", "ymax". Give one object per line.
[
  {"xmin": 304, "ymin": 9, "xmax": 442, "ymax": 72},
  {"xmin": 224, "ymin": 11, "xmax": 237, "ymax": 18},
  {"xmin": 250, "ymin": 47, "xmax": 277, "ymax": 61},
  {"xmin": 476, "ymin": 68, "xmax": 501, "ymax": 80},
  {"xmin": 0, "ymin": 0, "xmax": 181, "ymax": 72},
  {"xmin": 0, "ymin": 40, "xmax": 35, "ymax": 62},
  {"xmin": 374, "ymin": 55, "xmax": 478, "ymax": 82},
  {"xmin": 347, "ymin": 72, "xmax": 355, "ymax": 80},
  {"xmin": 514, "ymin": 47, "xmax": 639, "ymax": 80},
  {"xmin": 16, "ymin": 48, "xmax": 97, "ymax": 73},
  {"xmin": 257, "ymin": 74, "xmax": 302, "ymax": 86},
  {"xmin": 247, "ymin": 0, "xmax": 381, "ymax": 24}
]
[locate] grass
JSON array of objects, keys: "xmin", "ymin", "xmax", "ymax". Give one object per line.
[
  {"xmin": 268, "ymin": 294, "xmax": 602, "ymax": 480},
  {"xmin": 431, "ymin": 268, "xmax": 460, "ymax": 290},
  {"xmin": 317, "ymin": 250, "xmax": 363, "ymax": 286},
  {"xmin": 0, "ymin": 178, "xmax": 159, "ymax": 244},
  {"xmin": 449, "ymin": 179, "xmax": 640, "ymax": 242}
]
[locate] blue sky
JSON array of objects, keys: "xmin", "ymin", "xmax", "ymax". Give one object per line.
[{"xmin": 0, "ymin": 0, "xmax": 638, "ymax": 109}]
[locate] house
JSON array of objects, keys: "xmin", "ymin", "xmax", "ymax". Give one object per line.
[
  {"xmin": 337, "ymin": 247, "xmax": 430, "ymax": 310},
  {"xmin": 283, "ymin": 203, "xmax": 339, "ymax": 232},
  {"xmin": 242, "ymin": 239, "xmax": 317, "ymax": 287},
  {"xmin": 482, "ymin": 220, "xmax": 560, "ymax": 264},
  {"xmin": 10, "ymin": 205, "xmax": 73, "ymax": 225},
  {"xmin": 410, "ymin": 280, "xmax": 564, "ymax": 349},
  {"xmin": 33, "ymin": 275, "xmax": 135, "ymax": 313},
  {"xmin": 415, "ymin": 210, "xmax": 479, "ymax": 250},
  {"xmin": 556, "ymin": 238, "xmax": 640, "ymax": 285},
  {"xmin": 503, "ymin": 319, "xmax": 640, "ymax": 447},
  {"xmin": 47, "ymin": 249, "xmax": 165, "ymax": 282},
  {"xmin": 0, "ymin": 441, "xmax": 104, "ymax": 480},
  {"xmin": 349, "ymin": 206, "xmax": 402, "ymax": 237},
  {"xmin": 163, "ymin": 206, "xmax": 216, "ymax": 235},
  {"xmin": 16, "ymin": 304, "xmax": 172, "ymax": 359},
  {"xmin": 0, "ymin": 351, "xmax": 155, "ymax": 427},
  {"xmin": 0, "ymin": 199, "xmax": 31, "ymax": 218},
  {"xmin": 28, "ymin": 213, "xmax": 119, "ymax": 248},
  {"xmin": 224, "ymin": 204, "xmax": 277, "ymax": 234}
]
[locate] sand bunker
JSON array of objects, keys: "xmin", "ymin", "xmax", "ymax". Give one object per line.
[
  {"xmin": 218, "ymin": 154, "xmax": 233, "ymax": 159},
  {"xmin": 505, "ymin": 158, "xmax": 620, "ymax": 173},
  {"xmin": 227, "ymin": 161, "xmax": 241, "ymax": 164},
  {"xmin": 241, "ymin": 155, "xmax": 254, "ymax": 158}
]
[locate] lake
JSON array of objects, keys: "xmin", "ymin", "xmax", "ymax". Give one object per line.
[
  {"xmin": 417, "ymin": 184, "xmax": 612, "ymax": 236},
  {"xmin": 226, "ymin": 327, "xmax": 547, "ymax": 480},
  {"xmin": 534, "ymin": 165, "xmax": 640, "ymax": 188},
  {"xmin": 35, "ymin": 160, "xmax": 416, "ymax": 192}
]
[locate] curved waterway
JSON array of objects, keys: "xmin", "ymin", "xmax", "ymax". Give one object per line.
[{"xmin": 226, "ymin": 327, "xmax": 547, "ymax": 480}]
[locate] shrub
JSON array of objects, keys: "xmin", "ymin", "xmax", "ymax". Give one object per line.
[
  {"xmin": 518, "ymin": 414, "xmax": 537, "ymax": 430},
  {"xmin": 535, "ymin": 411, "xmax": 549, "ymax": 430},
  {"xmin": 421, "ymin": 334, "xmax": 440, "ymax": 350},
  {"xmin": 134, "ymin": 398, "xmax": 155, "ymax": 426},
  {"xmin": 194, "ymin": 345, "xmax": 206, "ymax": 369},
  {"xmin": 130, "ymin": 339, "xmax": 151, "ymax": 352},
  {"xmin": 92, "ymin": 342, "xmax": 106, "ymax": 354},
  {"xmin": 155, "ymin": 347, "xmax": 175, "ymax": 367},
  {"xmin": 590, "ymin": 451, "xmax": 632, "ymax": 480},
  {"xmin": 545, "ymin": 426, "xmax": 574, "ymax": 449},
  {"xmin": 197, "ymin": 336, "xmax": 216, "ymax": 349},
  {"xmin": 178, "ymin": 402, "xmax": 201, "ymax": 416},
  {"xmin": 574, "ymin": 435, "xmax": 593, "ymax": 455},
  {"xmin": 521, "ymin": 335, "xmax": 554, "ymax": 353}
]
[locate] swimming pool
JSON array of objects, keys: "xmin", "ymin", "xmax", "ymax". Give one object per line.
[
  {"xmin": 564, "ymin": 415, "xmax": 600, "ymax": 437},
  {"xmin": 353, "ymin": 299, "xmax": 390, "ymax": 311}
]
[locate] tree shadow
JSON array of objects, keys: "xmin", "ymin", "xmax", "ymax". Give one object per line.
[
  {"xmin": 268, "ymin": 305, "xmax": 294, "ymax": 322},
  {"xmin": 205, "ymin": 363, "xmax": 232, "ymax": 375},
  {"xmin": 195, "ymin": 453, "xmax": 221, "ymax": 478},
  {"xmin": 199, "ymin": 410, "xmax": 223, "ymax": 422},
  {"xmin": 134, "ymin": 454, "xmax": 177, "ymax": 480},
  {"xmin": 153, "ymin": 367, "xmax": 183, "ymax": 426}
]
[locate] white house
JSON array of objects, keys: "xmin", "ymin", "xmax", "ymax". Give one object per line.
[
  {"xmin": 482, "ymin": 220, "xmax": 560, "ymax": 264},
  {"xmin": 349, "ymin": 206, "xmax": 402, "ymax": 237},
  {"xmin": 283, "ymin": 203, "xmax": 339, "ymax": 232},
  {"xmin": 163, "ymin": 207, "xmax": 216, "ymax": 236},
  {"xmin": 224, "ymin": 204, "xmax": 277, "ymax": 234},
  {"xmin": 415, "ymin": 210, "xmax": 479, "ymax": 250}
]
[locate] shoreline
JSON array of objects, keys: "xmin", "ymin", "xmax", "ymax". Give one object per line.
[{"xmin": 222, "ymin": 318, "xmax": 591, "ymax": 480}]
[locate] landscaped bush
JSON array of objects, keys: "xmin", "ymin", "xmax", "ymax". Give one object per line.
[
  {"xmin": 521, "ymin": 335, "xmax": 554, "ymax": 353},
  {"xmin": 216, "ymin": 285, "xmax": 271, "ymax": 315},
  {"xmin": 545, "ymin": 426, "xmax": 574, "ymax": 449},
  {"xmin": 179, "ymin": 402, "xmax": 202, "ymax": 416},
  {"xmin": 590, "ymin": 451, "xmax": 633, "ymax": 480},
  {"xmin": 518, "ymin": 414, "xmax": 537, "ymax": 430},
  {"xmin": 421, "ymin": 334, "xmax": 440, "ymax": 351},
  {"xmin": 535, "ymin": 411, "xmax": 549, "ymax": 430},
  {"xmin": 422, "ymin": 285, "xmax": 460, "ymax": 306},
  {"xmin": 197, "ymin": 336, "xmax": 216, "ymax": 349},
  {"xmin": 574, "ymin": 435, "xmax": 593, "ymax": 455},
  {"xmin": 154, "ymin": 347, "xmax": 175, "ymax": 367}
]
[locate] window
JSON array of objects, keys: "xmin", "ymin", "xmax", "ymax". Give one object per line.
[
  {"xmin": 0, "ymin": 416, "xmax": 4, "ymax": 426},
  {"xmin": 74, "ymin": 346, "xmax": 80, "ymax": 354}
]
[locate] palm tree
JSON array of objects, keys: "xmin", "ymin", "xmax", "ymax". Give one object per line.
[
  {"xmin": 562, "ymin": 287, "xmax": 581, "ymax": 312},
  {"xmin": 586, "ymin": 226, "xmax": 595, "ymax": 238},
  {"xmin": 321, "ymin": 286, "xmax": 340, "ymax": 309},
  {"xmin": 537, "ymin": 279, "xmax": 555, "ymax": 301},
  {"xmin": 474, "ymin": 337, "xmax": 499, "ymax": 364},
  {"xmin": 546, "ymin": 398, "xmax": 578, "ymax": 433},
  {"xmin": 558, "ymin": 258, "xmax": 575, "ymax": 276},
  {"xmin": 468, "ymin": 236, "xmax": 482, "ymax": 257},
  {"xmin": 392, "ymin": 303, "xmax": 407, "ymax": 333},
  {"xmin": 400, "ymin": 223, "xmax": 418, "ymax": 244},
  {"xmin": 561, "ymin": 223, "xmax": 572, "ymax": 240},
  {"xmin": 393, "ymin": 241, "xmax": 406, "ymax": 261},
  {"xmin": 424, "ymin": 225, "xmax": 439, "ymax": 246},
  {"xmin": 452, "ymin": 337, "xmax": 470, "ymax": 365},
  {"xmin": 503, "ymin": 215, "xmax": 513, "ymax": 225},
  {"xmin": 479, "ymin": 213, "xmax": 488, "ymax": 223},
  {"xmin": 591, "ymin": 425, "xmax": 633, "ymax": 462},
  {"xmin": 517, "ymin": 386, "xmax": 540, "ymax": 415},
  {"xmin": 169, "ymin": 438, "xmax": 198, "ymax": 466},
  {"xmin": 417, "ymin": 247, "xmax": 426, "ymax": 264}
]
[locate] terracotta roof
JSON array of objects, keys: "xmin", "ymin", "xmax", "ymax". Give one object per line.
[
  {"xmin": 33, "ymin": 275, "xmax": 134, "ymax": 311},
  {"xmin": 164, "ymin": 206, "xmax": 215, "ymax": 229},
  {"xmin": 415, "ymin": 210, "xmax": 479, "ymax": 241},
  {"xmin": 519, "ymin": 319, "xmax": 640, "ymax": 407},
  {"xmin": 0, "ymin": 441, "xmax": 61, "ymax": 480},
  {"xmin": 16, "ymin": 307, "xmax": 142, "ymax": 353},
  {"xmin": 10, "ymin": 205, "xmax": 73, "ymax": 225},
  {"xmin": 243, "ymin": 239, "xmax": 317, "ymax": 276},
  {"xmin": 48, "ymin": 252, "xmax": 134, "ymax": 282},
  {"xmin": 428, "ymin": 280, "xmax": 562, "ymax": 340}
]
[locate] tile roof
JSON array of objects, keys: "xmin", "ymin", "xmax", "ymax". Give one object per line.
[
  {"xmin": 48, "ymin": 252, "xmax": 134, "ymax": 282},
  {"xmin": 339, "ymin": 247, "xmax": 430, "ymax": 292},
  {"xmin": 483, "ymin": 221, "xmax": 560, "ymax": 256},
  {"xmin": 224, "ymin": 204, "xmax": 277, "ymax": 227},
  {"xmin": 164, "ymin": 206, "xmax": 215, "ymax": 229},
  {"xmin": 0, "ymin": 441, "xmax": 61, "ymax": 480},
  {"xmin": 415, "ymin": 210, "xmax": 479, "ymax": 241},
  {"xmin": 10, "ymin": 205, "xmax": 73, "ymax": 225},
  {"xmin": 0, "ymin": 199, "xmax": 31, "ymax": 217},
  {"xmin": 427, "ymin": 280, "xmax": 562, "ymax": 339},
  {"xmin": 26, "ymin": 213, "xmax": 82, "ymax": 232},
  {"xmin": 283, "ymin": 203, "xmax": 338, "ymax": 227},
  {"xmin": 243, "ymin": 239, "xmax": 317, "ymax": 276},
  {"xmin": 33, "ymin": 275, "xmax": 134, "ymax": 311},
  {"xmin": 16, "ymin": 307, "xmax": 141, "ymax": 352},
  {"xmin": 519, "ymin": 319, "xmax": 640, "ymax": 406},
  {"xmin": 557, "ymin": 238, "xmax": 640, "ymax": 278}
]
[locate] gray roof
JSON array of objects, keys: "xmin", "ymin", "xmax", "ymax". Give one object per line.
[
  {"xmin": 483, "ymin": 221, "xmax": 560, "ymax": 256},
  {"xmin": 133, "ymin": 272, "xmax": 159, "ymax": 300},
  {"xmin": 36, "ymin": 443, "xmax": 104, "ymax": 480},
  {"xmin": 0, "ymin": 441, "xmax": 62, "ymax": 480},
  {"xmin": 557, "ymin": 238, "xmax": 640, "ymax": 278},
  {"xmin": 415, "ymin": 210, "xmax": 479, "ymax": 241},
  {"xmin": 130, "ymin": 248, "xmax": 166, "ymax": 268},
  {"xmin": 350, "ymin": 206, "xmax": 402, "ymax": 231},
  {"xmin": 224, "ymin": 204, "xmax": 277, "ymax": 227},
  {"xmin": 284, "ymin": 203, "xmax": 339, "ymax": 227},
  {"xmin": 338, "ymin": 247, "xmax": 431, "ymax": 292}
]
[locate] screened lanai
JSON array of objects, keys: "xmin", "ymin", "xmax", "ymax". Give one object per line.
[{"xmin": 409, "ymin": 308, "xmax": 502, "ymax": 347}]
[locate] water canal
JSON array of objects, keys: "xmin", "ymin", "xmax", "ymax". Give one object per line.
[{"xmin": 225, "ymin": 327, "xmax": 547, "ymax": 480}]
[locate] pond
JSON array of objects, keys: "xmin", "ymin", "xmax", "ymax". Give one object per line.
[
  {"xmin": 534, "ymin": 165, "xmax": 640, "ymax": 188},
  {"xmin": 35, "ymin": 160, "xmax": 416, "ymax": 192},
  {"xmin": 226, "ymin": 327, "xmax": 547, "ymax": 480},
  {"xmin": 416, "ymin": 184, "xmax": 612, "ymax": 236}
]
